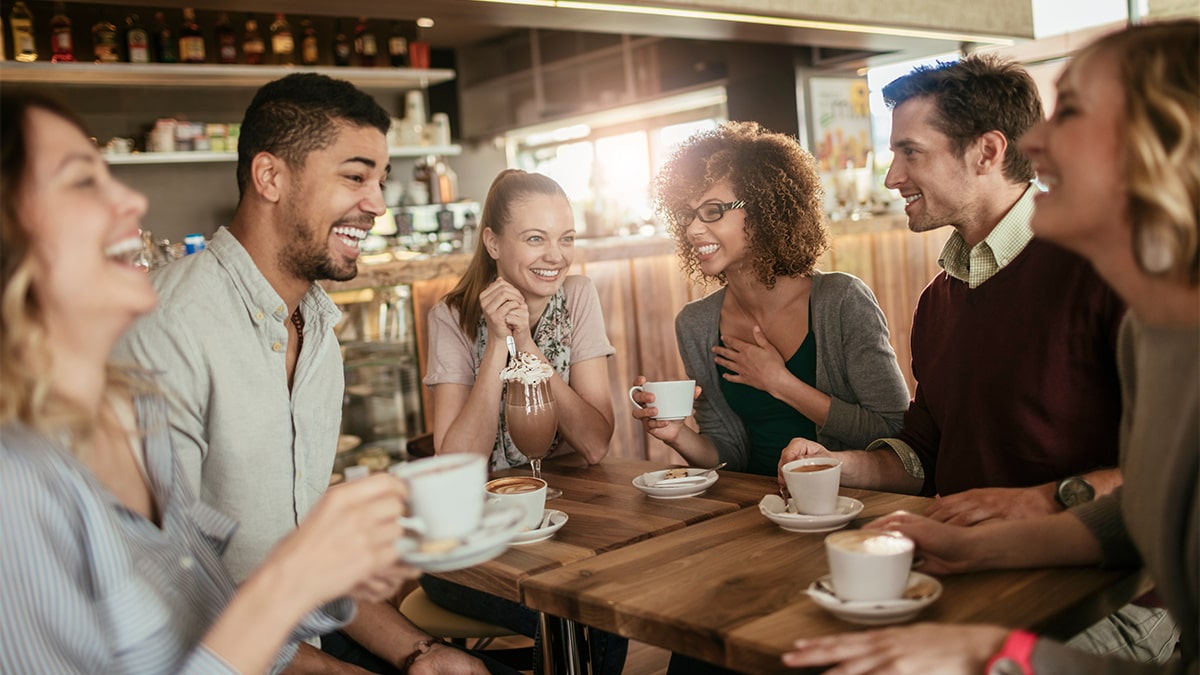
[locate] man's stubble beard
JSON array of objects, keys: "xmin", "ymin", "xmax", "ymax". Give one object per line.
[{"xmin": 278, "ymin": 213, "xmax": 359, "ymax": 283}]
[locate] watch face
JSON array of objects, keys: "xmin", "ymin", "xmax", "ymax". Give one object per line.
[{"xmin": 1058, "ymin": 477, "xmax": 1095, "ymax": 507}]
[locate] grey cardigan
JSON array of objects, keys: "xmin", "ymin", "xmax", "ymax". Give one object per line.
[{"xmin": 675, "ymin": 270, "xmax": 910, "ymax": 472}]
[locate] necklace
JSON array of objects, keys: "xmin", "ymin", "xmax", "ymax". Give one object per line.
[{"xmin": 290, "ymin": 306, "xmax": 305, "ymax": 354}]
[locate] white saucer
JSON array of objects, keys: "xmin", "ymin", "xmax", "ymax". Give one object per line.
[
  {"xmin": 759, "ymin": 494, "xmax": 863, "ymax": 533},
  {"xmin": 396, "ymin": 503, "xmax": 523, "ymax": 572},
  {"xmin": 806, "ymin": 572, "xmax": 942, "ymax": 625},
  {"xmin": 633, "ymin": 468, "xmax": 719, "ymax": 499},
  {"xmin": 510, "ymin": 509, "xmax": 568, "ymax": 545}
]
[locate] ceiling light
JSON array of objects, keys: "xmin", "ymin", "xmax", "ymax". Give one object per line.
[
  {"xmin": 417, "ymin": 17, "xmax": 435, "ymax": 28},
  {"xmin": 467, "ymin": 0, "xmax": 1014, "ymax": 46}
]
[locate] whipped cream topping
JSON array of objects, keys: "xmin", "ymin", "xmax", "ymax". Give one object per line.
[{"xmin": 499, "ymin": 351, "xmax": 554, "ymax": 385}]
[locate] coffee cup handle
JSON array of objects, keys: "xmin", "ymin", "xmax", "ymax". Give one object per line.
[
  {"xmin": 396, "ymin": 516, "xmax": 426, "ymax": 534},
  {"xmin": 628, "ymin": 385, "xmax": 646, "ymax": 408}
]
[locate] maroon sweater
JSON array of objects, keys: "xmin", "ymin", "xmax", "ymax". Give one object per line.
[{"xmin": 898, "ymin": 239, "xmax": 1126, "ymax": 496}]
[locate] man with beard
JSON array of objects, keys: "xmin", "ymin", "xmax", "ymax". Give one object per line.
[{"xmin": 116, "ymin": 74, "xmax": 495, "ymax": 675}]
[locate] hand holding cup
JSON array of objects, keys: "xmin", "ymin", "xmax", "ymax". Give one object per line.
[
  {"xmin": 259, "ymin": 473, "xmax": 414, "ymax": 607},
  {"xmin": 629, "ymin": 376, "xmax": 699, "ymax": 442}
]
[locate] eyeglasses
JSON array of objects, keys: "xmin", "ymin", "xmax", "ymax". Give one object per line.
[{"xmin": 673, "ymin": 200, "xmax": 746, "ymax": 225}]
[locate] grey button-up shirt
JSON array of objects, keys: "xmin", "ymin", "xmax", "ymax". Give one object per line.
[{"xmin": 114, "ymin": 227, "xmax": 345, "ymax": 583}]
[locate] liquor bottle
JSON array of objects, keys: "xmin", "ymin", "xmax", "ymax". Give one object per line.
[
  {"xmin": 92, "ymin": 11, "xmax": 120, "ymax": 63},
  {"xmin": 214, "ymin": 13, "xmax": 236, "ymax": 64},
  {"xmin": 353, "ymin": 16, "xmax": 376, "ymax": 67},
  {"xmin": 151, "ymin": 11, "xmax": 177, "ymax": 63},
  {"xmin": 332, "ymin": 20, "xmax": 351, "ymax": 67},
  {"xmin": 300, "ymin": 17, "xmax": 318, "ymax": 66},
  {"xmin": 9, "ymin": 1, "xmax": 36, "ymax": 62},
  {"xmin": 242, "ymin": 15, "xmax": 264, "ymax": 65},
  {"xmin": 178, "ymin": 7, "xmax": 205, "ymax": 63},
  {"xmin": 387, "ymin": 22, "xmax": 408, "ymax": 68},
  {"xmin": 49, "ymin": 1, "xmax": 74, "ymax": 63},
  {"xmin": 1, "ymin": 16, "xmax": 6, "ymax": 62},
  {"xmin": 124, "ymin": 13, "xmax": 149, "ymax": 63},
  {"xmin": 269, "ymin": 13, "xmax": 293, "ymax": 66}
]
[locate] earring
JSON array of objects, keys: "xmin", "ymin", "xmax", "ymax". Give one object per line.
[{"xmin": 1138, "ymin": 222, "xmax": 1176, "ymax": 274}]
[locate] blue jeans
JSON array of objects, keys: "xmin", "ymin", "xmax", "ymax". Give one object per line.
[{"xmin": 420, "ymin": 575, "xmax": 628, "ymax": 675}]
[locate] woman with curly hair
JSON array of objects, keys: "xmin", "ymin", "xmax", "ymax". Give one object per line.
[
  {"xmin": 0, "ymin": 91, "xmax": 412, "ymax": 674},
  {"xmin": 632, "ymin": 121, "xmax": 909, "ymax": 475},
  {"xmin": 783, "ymin": 19, "xmax": 1198, "ymax": 674}
]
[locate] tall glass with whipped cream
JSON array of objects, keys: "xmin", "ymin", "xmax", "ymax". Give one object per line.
[{"xmin": 501, "ymin": 352, "xmax": 561, "ymax": 499}]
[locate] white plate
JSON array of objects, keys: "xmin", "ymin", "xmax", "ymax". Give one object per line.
[
  {"xmin": 758, "ymin": 494, "xmax": 863, "ymax": 533},
  {"xmin": 396, "ymin": 503, "xmax": 523, "ymax": 572},
  {"xmin": 510, "ymin": 509, "xmax": 568, "ymax": 545},
  {"xmin": 806, "ymin": 572, "xmax": 942, "ymax": 625},
  {"xmin": 633, "ymin": 468, "xmax": 719, "ymax": 499}
]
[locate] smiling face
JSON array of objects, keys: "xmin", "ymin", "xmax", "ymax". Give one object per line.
[
  {"xmin": 484, "ymin": 193, "xmax": 576, "ymax": 302},
  {"xmin": 682, "ymin": 180, "xmax": 750, "ymax": 278},
  {"xmin": 885, "ymin": 97, "xmax": 980, "ymax": 234},
  {"xmin": 16, "ymin": 107, "xmax": 156, "ymax": 347},
  {"xmin": 277, "ymin": 122, "xmax": 389, "ymax": 282},
  {"xmin": 1019, "ymin": 53, "xmax": 1127, "ymax": 255}
]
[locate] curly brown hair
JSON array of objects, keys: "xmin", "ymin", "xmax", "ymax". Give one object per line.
[{"xmin": 653, "ymin": 121, "xmax": 829, "ymax": 288}]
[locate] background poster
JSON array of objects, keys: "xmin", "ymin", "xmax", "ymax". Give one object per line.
[{"xmin": 809, "ymin": 77, "xmax": 873, "ymax": 172}]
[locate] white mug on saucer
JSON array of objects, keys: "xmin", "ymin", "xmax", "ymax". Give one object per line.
[
  {"xmin": 389, "ymin": 454, "xmax": 486, "ymax": 541},
  {"xmin": 825, "ymin": 529, "xmax": 915, "ymax": 602},
  {"xmin": 781, "ymin": 457, "xmax": 842, "ymax": 515},
  {"xmin": 629, "ymin": 380, "xmax": 695, "ymax": 421},
  {"xmin": 486, "ymin": 476, "xmax": 547, "ymax": 531}
]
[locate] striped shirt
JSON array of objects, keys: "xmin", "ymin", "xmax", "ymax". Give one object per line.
[{"xmin": 0, "ymin": 390, "xmax": 351, "ymax": 673}]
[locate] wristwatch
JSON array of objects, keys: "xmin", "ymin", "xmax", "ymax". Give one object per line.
[
  {"xmin": 986, "ymin": 629, "xmax": 1036, "ymax": 675},
  {"xmin": 1055, "ymin": 475, "xmax": 1095, "ymax": 508}
]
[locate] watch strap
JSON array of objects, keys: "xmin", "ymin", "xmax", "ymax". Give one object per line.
[
  {"xmin": 986, "ymin": 629, "xmax": 1037, "ymax": 675},
  {"xmin": 400, "ymin": 637, "xmax": 448, "ymax": 673}
]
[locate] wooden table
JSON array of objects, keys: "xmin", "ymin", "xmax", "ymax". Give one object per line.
[
  {"xmin": 432, "ymin": 458, "xmax": 1144, "ymax": 675},
  {"xmin": 433, "ymin": 457, "xmax": 767, "ymax": 602},
  {"xmin": 522, "ymin": 480, "xmax": 1147, "ymax": 674}
]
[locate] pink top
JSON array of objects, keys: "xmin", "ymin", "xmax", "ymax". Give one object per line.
[{"xmin": 424, "ymin": 275, "xmax": 615, "ymax": 387}]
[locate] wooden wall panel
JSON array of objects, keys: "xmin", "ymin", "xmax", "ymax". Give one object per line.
[
  {"xmin": 871, "ymin": 229, "xmax": 917, "ymax": 394},
  {"xmin": 579, "ymin": 259, "xmax": 645, "ymax": 461},
  {"xmin": 630, "ymin": 255, "xmax": 692, "ymax": 465}
]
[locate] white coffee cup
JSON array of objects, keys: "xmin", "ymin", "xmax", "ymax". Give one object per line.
[
  {"xmin": 781, "ymin": 457, "xmax": 842, "ymax": 515},
  {"xmin": 388, "ymin": 454, "xmax": 486, "ymax": 541},
  {"xmin": 486, "ymin": 476, "xmax": 547, "ymax": 531},
  {"xmin": 824, "ymin": 529, "xmax": 915, "ymax": 602},
  {"xmin": 628, "ymin": 380, "xmax": 696, "ymax": 420}
]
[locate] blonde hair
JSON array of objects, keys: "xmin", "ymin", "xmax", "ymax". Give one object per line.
[
  {"xmin": 1072, "ymin": 19, "xmax": 1200, "ymax": 284},
  {"xmin": 441, "ymin": 169, "xmax": 570, "ymax": 341},
  {"xmin": 0, "ymin": 91, "xmax": 151, "ymax": 442}
]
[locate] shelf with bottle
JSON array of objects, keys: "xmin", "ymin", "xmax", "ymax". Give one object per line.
[
  {"xmin": 104, "ymin": 145, "xmax": 463, "ymax": 166},
  {"xmin": 0, "ymin": 59, "xmax": 456, "ymax": 89}
]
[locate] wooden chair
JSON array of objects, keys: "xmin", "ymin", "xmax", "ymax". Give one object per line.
[{"xmin": 406, "ymin": 432, "xmax": 435, "ymax": 458}]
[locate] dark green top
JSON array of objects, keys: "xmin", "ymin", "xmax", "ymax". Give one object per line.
[{"xmin": 718, "ymin": 306, "xmax": 817, "ymax": 476}]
